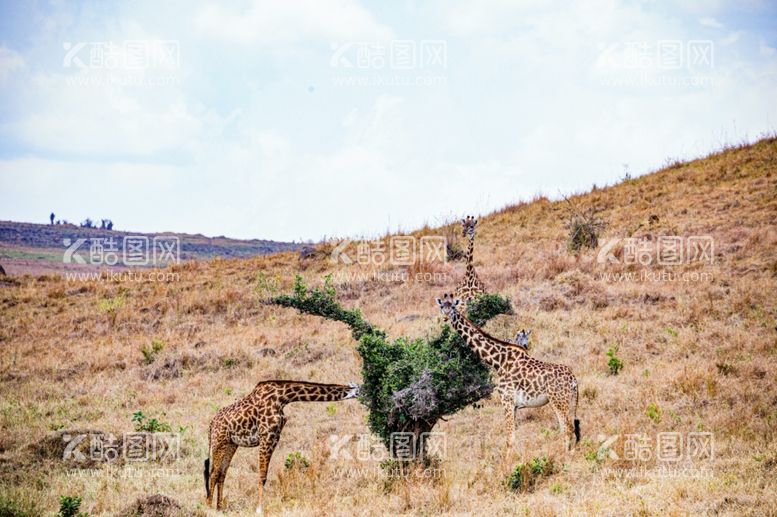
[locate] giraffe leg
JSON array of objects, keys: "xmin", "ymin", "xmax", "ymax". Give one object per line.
[
  {"xmin": 216, "ymin": 444, "xmax": 238, "ymax": 510},
  {"xmin": 551, "ymin": 401, "xmax": 574, "ymax": 452},
  {"xmin": 499, "ymin": 395, "xmax": 516, "ymax": 449},
  {"xmin": 207, "ymin": 440, "xmax": 226, "ymax": 508},
  {"xmin": 257, "ymin": 418, "xmax": 284, "ymax": 515}
]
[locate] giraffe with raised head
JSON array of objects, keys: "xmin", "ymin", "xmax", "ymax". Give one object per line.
[
  {"xmin": 436, "ymin": 294, "xmax": 579, "ymax": 451},
  {"xmin": 512, "ymin": 329, "xmax": 532, "ymax": 351},
  {"xmin": 454, "ymin": 216, "xmax": 487, "ymax": 305},
  {"xmin": 205, "ymin": 380, "xmax": 360, "ymax": 514}
]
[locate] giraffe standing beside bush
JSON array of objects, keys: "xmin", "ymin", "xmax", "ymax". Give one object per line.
[
  {"xmin": 436, "ymin": 293, "xmax": 580, "ymax": 451},
  {"xmin": 205, "ymin": 380, "xmax": 359, "ymax": 514}
]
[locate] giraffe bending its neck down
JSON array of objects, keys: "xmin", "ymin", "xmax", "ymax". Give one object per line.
[
  {"xmin": 205, "ymin": 380, "xmax": 360, "ymax": 514},
  {"xmin": 436, "ymin": 294, "xmax": 580, "ymax": 451},
  {"xmin": 454, "ymin": 216, "xmax": 486, "ymax": 304}
]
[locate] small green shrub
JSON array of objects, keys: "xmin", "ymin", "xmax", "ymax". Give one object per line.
[
  {"xmin": 507, "ymin": 456, "xmax": 556, "ymax": 492},
  {"xmin": 132, "ymin": 411, "xmax": 172, "ymax": 433},
  {"xmin": 646, "ymin": 403, "xmax": 662, "ymax": 424},
  {"xmin": 326, "ymin": 402, "xmax": 337, "ymax": 416},
  {"xmin": 140, "ymin": 339, "xmax": 164, "ymax": 364},
  {"xmin": 465, "ymin": 293, "xmax": 513, "ymax": 326},
  {"xmin": 584, "ymin": 448, "xmax": 599, "ymax": 463},
  {"xmin": 284, "ymin": 451, "xmax": 309, "ymax": 470},
  {"xmin": 97, "ymin": 294, "xmax": 125, "ymax": 326},
  {"xmin": 58, "ymin": 495, "xmax": 88, "ymax": 517},
  {"xmin": 606, "ymin": 346, "xmax": 623, "ymax": 375}
]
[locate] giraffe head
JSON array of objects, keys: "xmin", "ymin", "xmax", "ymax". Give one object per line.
[
  {"xmin": 344, "ymin": 382, "xmax": 360, "ymax": 399},
  {"xmin": 436, "ymin": 293, "xmax": 462, "ymax": 322},
  {"xmin": 461, "ymin": 216, "xmax": 477, "ymax": 239},
  {"xmin": 513, "ymin": 329, "xmax": 532, "ymax": 350}
]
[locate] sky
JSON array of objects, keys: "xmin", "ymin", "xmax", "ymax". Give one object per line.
[{"xmin": 0, "ymin": 0, "xmax": 775, "ymax": 242}]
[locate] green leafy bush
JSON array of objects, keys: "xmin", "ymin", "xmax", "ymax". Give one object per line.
[
  {"xmin": 466, "ymin": 293, "xmax": 513, "ymax": 326},
  {"xmin": 267, "ymin": 275, "xmax": 511, "ymax": 456},
  {"xmin": 506, "ymin": 456, "xmax": 556, "ymax": 492},
  {"xmin": 284, "ymin": 451, "xmax": 309, "ymax": 470},
  {"xmin": 132, "ymin": 411, "xmax": 172, "ymax": 433},
  {"xmin": 606, "ymin": 346, "xmax": 623, "ymax": 375},
  {"xmin": 271, "ymin": 275, "xmax": 383, "ymax": 341},
  {"xmin": 58, "ymin": 495, "xmax": 88, "ymax": 517},
  {"xmin": 357, "ymin": 326, "xmax": 493, "ymax": 446}
]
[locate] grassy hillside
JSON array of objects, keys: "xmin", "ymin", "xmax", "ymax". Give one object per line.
[{"xmin": 0, "ymin": 138, "xmax": 775, "ymax": 515}]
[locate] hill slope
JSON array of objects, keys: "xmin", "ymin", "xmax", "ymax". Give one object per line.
[{"xmin": 0, "ymin": 138, "xmax": 775, "ymax": 515}]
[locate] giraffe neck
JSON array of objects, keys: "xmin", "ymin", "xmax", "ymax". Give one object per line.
[
  {"xmin": 277, "ymin": 382, "xmax": 353, "ymax": 404},
  {"xmin": 465, "ymin": 236, "xmax": 475, "ymax": 273},
  {"xmin": 449, "ymin": 311, "xmax": 509, "ymax": 370},
  {"xmin": 464, "ymin": 236, "xmax": 481, "ymax": 286}
]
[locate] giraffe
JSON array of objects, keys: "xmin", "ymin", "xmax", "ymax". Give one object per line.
[
  {"xmin": 512, "ymin": 329, "xmax": 532, "ymax": 351},
  {"xmin": 454, "ymin": 216, "xmax": 487, "ymax": 305},
  {"xmin": 436, "ymin": 294, "xmax": 580, "ymax": 451},
  {"xmin": 205, "ymin": 380, "xmax": 360, "ymax": 514}
]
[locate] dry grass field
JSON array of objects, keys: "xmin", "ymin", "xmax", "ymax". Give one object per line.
[{"xmin": 1, "ymin": 138, "xmax": 776, "ymax": 516}]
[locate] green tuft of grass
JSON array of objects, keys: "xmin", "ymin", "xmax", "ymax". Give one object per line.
[
  {"xmin": 646, "ymin": 403, "xmax": 662, "ymax": 424},
  {"xmin": 506, "ymin": 456, "xmax": 556, "ymax": 492},
  {"xmin": 284, "ymin": 451, "xmax": 309, "ymax": 470},
  {"xmin": 140, "ymin": 339, "xmax": 165, "ymax": 365},
  {"xmin": 606, "ymin": 346, "xmax": 623, "ymax": 376},
  {"xmin": 132, "ymin": 411, "xmax": 172, "ymax": 433}
]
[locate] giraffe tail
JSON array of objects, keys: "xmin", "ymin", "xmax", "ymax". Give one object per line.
[
  {"xmin": 574, "ymin": 419, "xmax": 581, "ymax": 443},
  {"xmin": 204, "ymin": 457, "xmax": 211, "ymax": 499}
]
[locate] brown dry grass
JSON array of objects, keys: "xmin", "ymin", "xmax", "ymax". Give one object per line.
[{"xmin": 1, "ymin": 138, "xmax": 776, "ymax": 515}]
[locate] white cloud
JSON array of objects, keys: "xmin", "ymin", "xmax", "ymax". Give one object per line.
[
  {"xmin": 699, "ymin": 16, "xmax": 724, "ymax": 28},
  {"xmin": 760, "ymin": 39, "xmax": 777, "ymax": 57},
  {"xmin": 193, "ymin": 0, "xmax": 393, "ymax": 46},
  {"xmin": 5, "ymin": 75, "xmax": 203, "ymax": 157},
  {"xmin": 720, "ymin": 31, "xmax": 743, "ymax": 45},
  {"xmin": 0, "ymin": 47, "xmax": 25, "ymax": 80}
]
